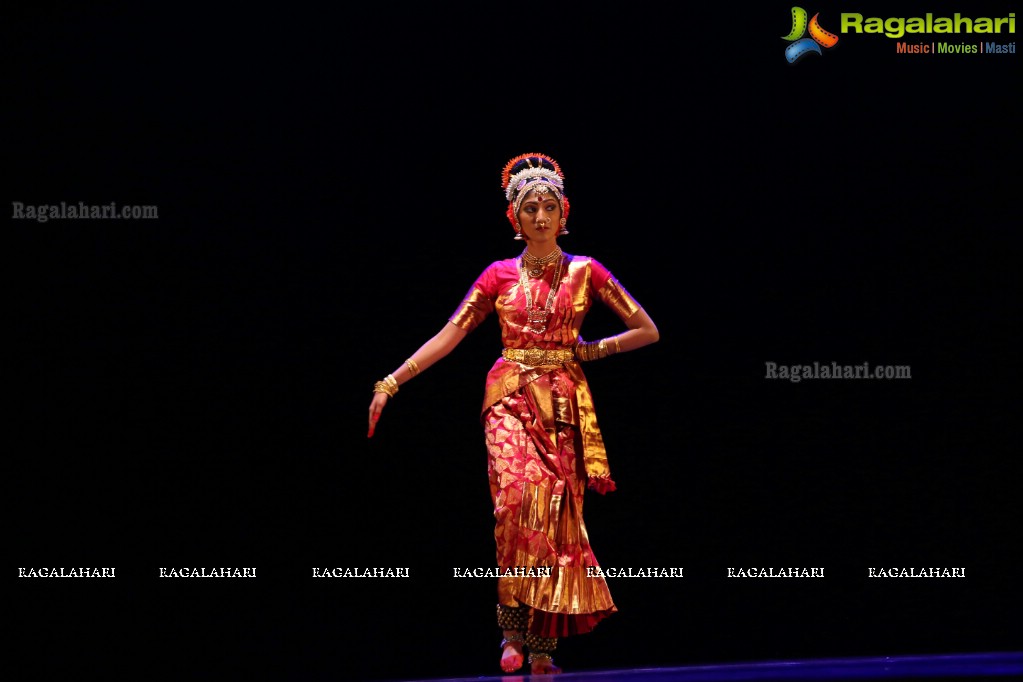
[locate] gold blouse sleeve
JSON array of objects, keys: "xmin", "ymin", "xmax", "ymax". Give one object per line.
[
  {"xmin": 596, "ymin": 277, "xmax": 641, "ymax": 322},
  {"xmin": 449, "ymin": 284, "xmax": 494, "ymax": 333}
]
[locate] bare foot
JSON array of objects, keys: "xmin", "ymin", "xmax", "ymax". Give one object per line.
[
  {"xmin": 529, "ymin": 654, "xmax": 562, "ymax": 675},
  {"xmin": 500, "ymin": 630, "xmax": 525, "ymax": 673}
]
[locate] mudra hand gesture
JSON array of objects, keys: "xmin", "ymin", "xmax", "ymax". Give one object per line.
[{"xmin": 367, "ymin": 392, "xmax": 388, "ymax": 438}]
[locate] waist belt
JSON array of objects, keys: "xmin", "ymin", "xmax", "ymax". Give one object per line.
[{"xmin": 502, "ymin": 347, "xmax": 575, "ymax": 367}]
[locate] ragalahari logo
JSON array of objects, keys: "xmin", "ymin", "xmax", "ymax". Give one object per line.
[{"xmin": 782, "ymin": 7, "xmax": 839, "ymax": 63}]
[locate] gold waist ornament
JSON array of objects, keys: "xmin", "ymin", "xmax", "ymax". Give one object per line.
[{"xmin": 502, "ymin": 347, "xmax": 575, "ymax": 367}]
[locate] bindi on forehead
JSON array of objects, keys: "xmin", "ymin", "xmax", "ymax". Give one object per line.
[{"xmin": 523, "ymin": 191, "xmax": 558, "ymax": 204}]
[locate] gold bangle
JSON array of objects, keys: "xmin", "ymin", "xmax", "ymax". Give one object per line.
[
  {"xmin": 577, "ymin": 337, "xmax": 622, "ymax": 362},
  {"xmin": 576, "ymin": 339, "xmax": 603, "ymax": 362},
  {"xmin": 405, "ymin": 358, "xmax": 420, "ymax": 377},
  {"xmin": 374, "ymin": 373, "xmax": 399, "ymax": 397}
]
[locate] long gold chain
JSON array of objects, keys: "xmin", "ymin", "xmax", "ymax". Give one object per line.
[{"xmin": 518, "ymin": 253, "xmax": 564, "ymax": 334}]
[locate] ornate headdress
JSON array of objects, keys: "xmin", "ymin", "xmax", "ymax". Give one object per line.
[{"xmin": 501, "ymin": 152, "xmax": 571, "ymax": 230}]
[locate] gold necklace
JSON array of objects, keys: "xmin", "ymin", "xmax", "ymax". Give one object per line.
[
  {"xmin": 521, "ymin": 247, "xmax": 563, "ymax": 278},
  {"xmin": 518, "ymin": 252, "xmax": 564, "ymax": 334}
]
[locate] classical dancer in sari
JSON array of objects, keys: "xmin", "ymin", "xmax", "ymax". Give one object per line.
[{"xmin": 367, "ymin": 153, "xmax": 658, "ymax": 674}]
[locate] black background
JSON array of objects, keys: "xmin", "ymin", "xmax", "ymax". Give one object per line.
[{"xmin": 9, "ymin": 2, "xmax": 1021, "ymax": 681}]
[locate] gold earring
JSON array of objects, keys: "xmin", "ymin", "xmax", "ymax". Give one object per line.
[{"xmin": 557, "ymin": 217, "xmax": 568, "ymax": 236}]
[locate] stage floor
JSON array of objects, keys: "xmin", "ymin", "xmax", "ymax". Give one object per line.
[{"xmin": 390, "ymin": 652, "xmax": 1023, "ymax": 682}]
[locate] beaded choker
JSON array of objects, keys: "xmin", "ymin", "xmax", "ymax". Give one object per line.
[{"xmin": 521, "ymin": 247, "xmax": 563, "ymax": 278}]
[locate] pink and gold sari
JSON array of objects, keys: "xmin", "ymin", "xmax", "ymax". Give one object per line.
[{"xmin": 449, "ymin": 254, "xmax": 640, "ymax": 638}]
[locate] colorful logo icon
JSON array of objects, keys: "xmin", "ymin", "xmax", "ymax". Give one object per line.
[{"xmin": 782, "ymin": 7, "xmax": 839, "ymax": 63}]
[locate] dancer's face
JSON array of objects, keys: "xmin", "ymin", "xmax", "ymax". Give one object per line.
[{"xmin": 516, "ymin": 189, "xmax": 562, "ymax": 245}]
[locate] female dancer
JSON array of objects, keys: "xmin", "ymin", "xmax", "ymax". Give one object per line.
[{"xmin": 368, "ymin": 153, "xmax": 659, "ymax": 674}]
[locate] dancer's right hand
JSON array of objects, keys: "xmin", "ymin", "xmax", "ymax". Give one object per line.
[{"xmin": 367, "ymin": 393, "xmax": 388, "ymax": 438}]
